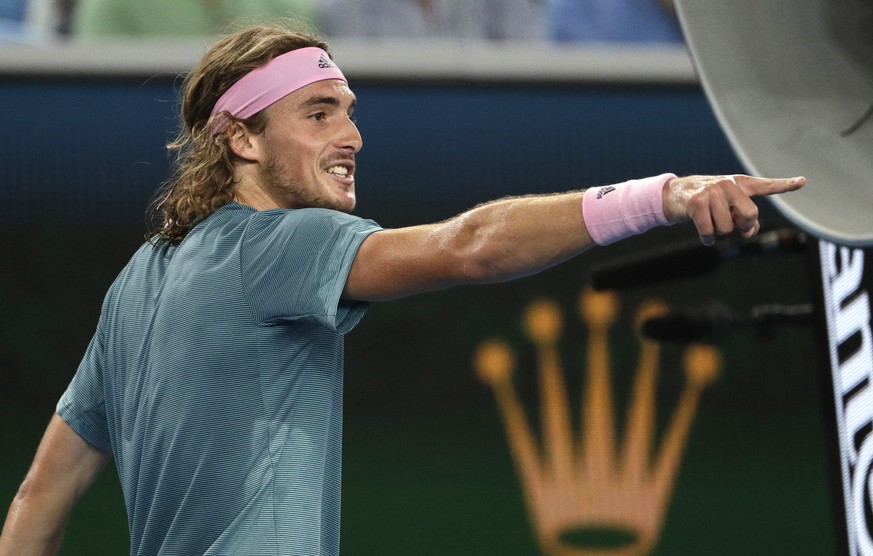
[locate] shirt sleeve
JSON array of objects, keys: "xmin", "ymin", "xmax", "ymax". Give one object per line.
[
  {"xmin": 240, "ymin": 208, "xmax": 382, "ymax": 333},
  {"xmin": 56, "ymin": 310, "xmax": 112, "ymax": 454}
]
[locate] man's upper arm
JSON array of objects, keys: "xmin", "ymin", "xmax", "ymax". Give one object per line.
[
  {"xmin": 18, "ymin": 414, "xmax": 109, "ymax": 505},
  {"xmin": 343, "ymin": 224, "xmax": 467, "ymax": 302}
]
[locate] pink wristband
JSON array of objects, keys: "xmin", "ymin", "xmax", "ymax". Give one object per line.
[{"xmin": 582, "ymin": 173, "xmax": 677, "ymax": 245}]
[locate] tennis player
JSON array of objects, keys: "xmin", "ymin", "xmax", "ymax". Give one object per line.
[{"xmin": 0, "ymin": 23, "xmax": 804, "ymax": 556}]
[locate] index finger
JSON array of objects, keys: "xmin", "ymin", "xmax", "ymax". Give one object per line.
[{"xmin": 733, "ymin": 174, "xmax": 806, "ymax": 197}]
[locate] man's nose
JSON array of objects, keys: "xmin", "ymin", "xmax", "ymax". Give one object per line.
[{"xmin": 338, "ymin": 117, "xmax": 363, "ymax": 153}]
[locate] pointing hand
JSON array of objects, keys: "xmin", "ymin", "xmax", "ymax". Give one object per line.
[{"xmin": 663, "ymin": 174, "xmax": 806, "ymax": 246}]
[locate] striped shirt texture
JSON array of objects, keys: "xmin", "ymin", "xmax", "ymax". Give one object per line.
[{"xmin": 57, "ymin": 202, "xmax": 382, "ymax": 555}]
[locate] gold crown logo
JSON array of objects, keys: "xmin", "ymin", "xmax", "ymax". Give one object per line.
[{"xmin": 474, "ymin": 288, "xmax": 721, "ymax": 556}]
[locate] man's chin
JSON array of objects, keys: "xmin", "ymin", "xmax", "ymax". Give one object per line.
[
  {"xmin": 334, "ymin": 193, "xmax": 357, "ymax": 214},
  {"xmin": 321, "ymin": 199, "xmax": 356, "ymax": 215}
]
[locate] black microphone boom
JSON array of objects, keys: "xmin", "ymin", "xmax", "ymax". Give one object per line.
[
  {"xmin": 589, "ymin": 228, "xmax": 808, "ymax": 290},
  {"xmin": 640, "ymin": 302, "xmax": 737, "ymax": 343},
  {"xmin": 641, "ymin": 302, "xmax": 814, "ymax": 343}
]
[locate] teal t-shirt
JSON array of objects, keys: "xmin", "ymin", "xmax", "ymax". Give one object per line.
[{"xmin": 57, "ymin": 203, "xmax": 381, "ymax": 555}]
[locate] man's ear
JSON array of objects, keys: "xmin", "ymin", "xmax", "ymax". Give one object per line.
[{"xmin": 226, "ymin": 121, "xmax": 263, "ymax": 163}]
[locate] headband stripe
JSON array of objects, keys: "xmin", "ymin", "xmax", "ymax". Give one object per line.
[{"xmin": 210, "ymin": 47, "xmax": 346, "ymax": 133}]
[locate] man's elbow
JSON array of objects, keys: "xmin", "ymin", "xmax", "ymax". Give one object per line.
[
  {"xmin": 11, "ymin": 474, "xmax": 39, "ymax": 505},
  {"xmin": 8, "ymin": 475, "xmax": 56, "ymax": 517},
  {"xmin": 452, "ymin": 234, "xmax": 517, "ymax": 284},
  {"xmin": 441, "ymin": 222, "xmax": 505, "ymax": 284}
]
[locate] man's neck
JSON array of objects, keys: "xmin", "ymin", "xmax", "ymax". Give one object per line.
[{"xmin": 232, "ymin": 171, "xmax": 282, "ymax": 211}]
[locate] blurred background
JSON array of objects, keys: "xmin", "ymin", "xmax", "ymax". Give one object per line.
[{"xmin": 0, "ymin": 1, "xmax": 844, "ymax": 554}]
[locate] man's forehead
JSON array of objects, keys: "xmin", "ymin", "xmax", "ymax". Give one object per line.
[{"xmin": 292, "ymin": 79, "xmax": 356, "ymax": 108}]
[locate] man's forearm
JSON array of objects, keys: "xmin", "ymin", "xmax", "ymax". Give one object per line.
[
  {"xmin": 0, "ymin": 415, "xmax": 110, "ymax": 556},
  {"xmin": 446, "ymin": 190, "xmax": 592, "ymax": 284}
]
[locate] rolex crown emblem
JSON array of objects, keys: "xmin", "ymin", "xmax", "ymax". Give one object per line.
[{"xmin": 474, "ymin": 288, "xmax": 721, "ymax": 556}]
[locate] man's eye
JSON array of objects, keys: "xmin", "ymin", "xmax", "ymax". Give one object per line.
[{"xmin": 310, "ymin": 112, "xmax": 326, "ymax": 121}]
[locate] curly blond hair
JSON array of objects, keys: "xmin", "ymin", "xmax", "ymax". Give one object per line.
[{"xmin": 147, "ymin": 23, "xmax": 331, "ymax": 244}]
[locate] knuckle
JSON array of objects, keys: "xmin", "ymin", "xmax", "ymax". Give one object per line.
[
  {"xmin": 714, "ymin": 214, "xmax": 734, "ymax": 233},
  {"xmin": 687, "ymin": 194, "xmax": 708, "ymax": 212}
]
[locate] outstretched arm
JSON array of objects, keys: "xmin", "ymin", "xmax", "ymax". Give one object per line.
[
  {"xmin": 343, "ymin": 173, "xmax": 805, "ymax": 301},
  {"xmin": 0, "ymin": 414, "xmax": 110, "ymax": 556},
  {"xmin": 346, "ymin": 190, "xmax": 590, "ymax": 301}
]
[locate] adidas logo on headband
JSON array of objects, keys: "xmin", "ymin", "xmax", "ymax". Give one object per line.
[{"xmin": 318, "ymin": 54, "xmax": 337, "ymax": 70}]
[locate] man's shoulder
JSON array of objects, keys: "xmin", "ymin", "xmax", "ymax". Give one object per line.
[{"xmin": 246, "ymin": 207, "xmax": 381, "ymax": 235}]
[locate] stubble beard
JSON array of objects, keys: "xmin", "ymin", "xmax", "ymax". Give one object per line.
[{"xmin": 262, "ymin": 155, "xmax": 355, "ymax": 214}]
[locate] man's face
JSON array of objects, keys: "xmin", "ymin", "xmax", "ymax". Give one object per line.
[{"xmin": 258, "ymin": 79, "xmax": 362, "ymax": 213}]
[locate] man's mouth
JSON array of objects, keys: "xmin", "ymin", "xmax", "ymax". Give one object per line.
[{"xmin": 326, "ymin": 165, "xmax": 349, "ymax": 177}]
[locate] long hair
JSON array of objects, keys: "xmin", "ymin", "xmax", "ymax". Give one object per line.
[{"xmin": 146, "ymin": 23, "xmax": 331, "ymax": 244}]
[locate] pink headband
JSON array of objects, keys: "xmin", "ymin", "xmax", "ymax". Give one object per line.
[{"xmin": 210, "ymin": 47, "xmax": 346, "ymax": 134}]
